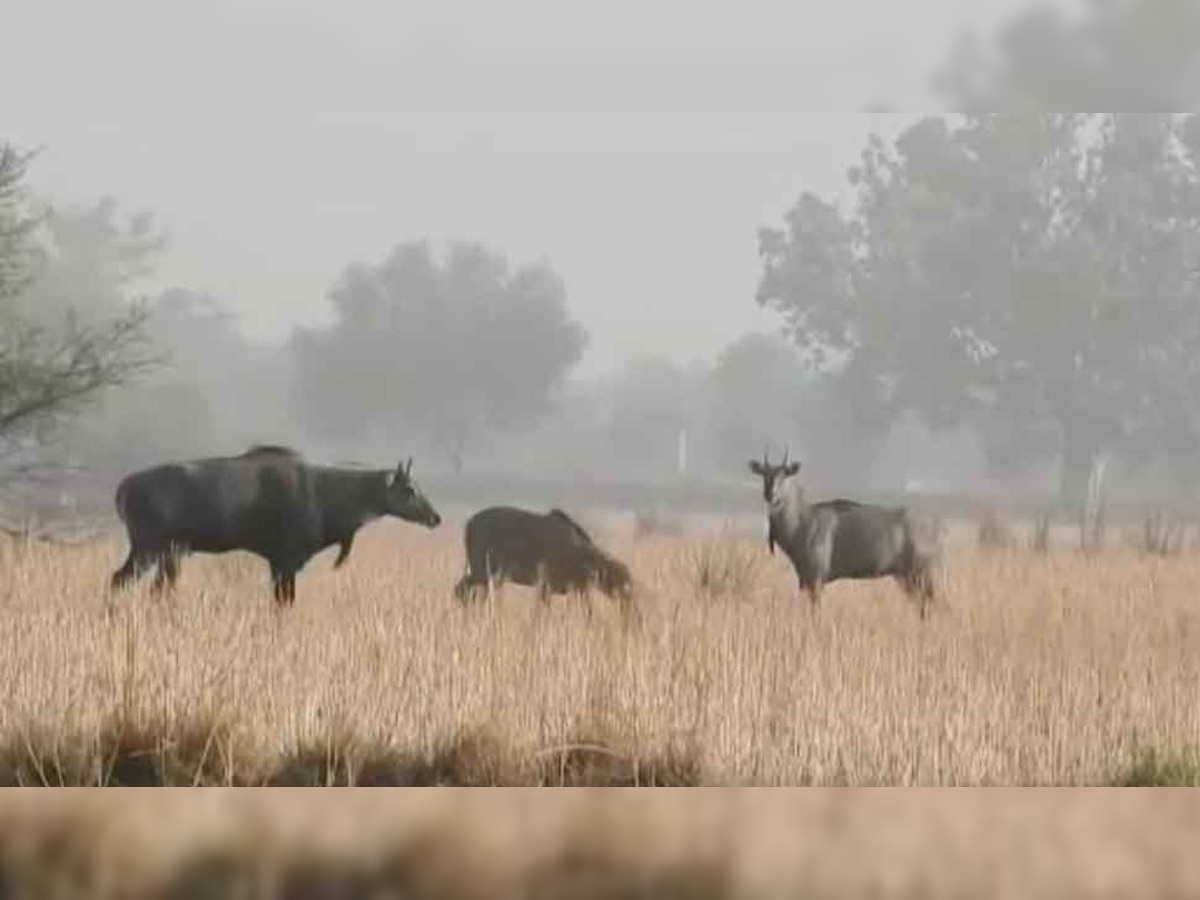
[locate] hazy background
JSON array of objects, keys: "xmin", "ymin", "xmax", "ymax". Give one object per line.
[
  {"xmin": 4, "ymin": 0, "xmax": 1199, "ymax": 521},
  {"xmin": 5, "ymin": 0, "xmax": 1049, "ymax": 372}
]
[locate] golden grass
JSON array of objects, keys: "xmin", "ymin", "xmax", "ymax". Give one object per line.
[{"xmin": 1, "ymin": 518, "xmax": 1199, "ymax": 787}]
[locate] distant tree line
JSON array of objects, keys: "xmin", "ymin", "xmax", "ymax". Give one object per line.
[
  {"xmin": 0, "ymin": 152, "xmax": 918, "ymax": 494},
  {"xmin": 0, "ymin": 142, "xmax": 909, "ymax": 492}
]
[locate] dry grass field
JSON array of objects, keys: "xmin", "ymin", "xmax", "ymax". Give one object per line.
[
  {"xmin": 0, "ymin": 510, "xmax": 1198, "ymax": 789},
  {"xmin": 2, "ymin": 514, "xmax": 1200, "ymax": 896}
]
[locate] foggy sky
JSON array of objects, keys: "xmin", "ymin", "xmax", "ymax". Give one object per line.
[{"xmin": 2, "ymin": 0, "xmax": 1071, "ymax": 378}]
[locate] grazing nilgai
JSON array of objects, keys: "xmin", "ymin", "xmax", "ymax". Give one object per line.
[
  {"xmin": 748, "ymin": 449, "xmax": 941, "ymax": 619},
  {"xmin": 453, "ymin": 506, "xmax": 634, "ymax": 612},
  {"xmin": 110, "ymin": 445, "xmax": 442, "ymax": 606}
]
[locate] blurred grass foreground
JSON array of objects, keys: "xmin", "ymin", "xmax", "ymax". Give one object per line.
[{"xmin": 2, "ymin": 791, "xmax": 1200, "ymax": 899}]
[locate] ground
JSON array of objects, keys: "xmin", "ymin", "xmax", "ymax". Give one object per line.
[
  {"xmin": 1, "ymin": 511, "xmax": 1197, "ymax": 788},
  {"xmin": 3, "ymin": 513, "xmax": 1200, "ymax": 896}
]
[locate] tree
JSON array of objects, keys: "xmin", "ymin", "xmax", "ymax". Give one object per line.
[
  {"xmin": 756, "ymin": 113, "xmax": 1200, "ymax": 509},
  {"xmin": 706, "ymin": 332, "xmax": 891, "ymax": 485},
  {"xmin": 0, "ymin": 143, "xmax": 159, "ymax": 479},
  {"xmin": 936, "ymin": 0, "xmax": 1200, "ymax": 112},
  {"xmin": 604, "ymin": 356, "xmax": 709, "ymax": 477},
  {"xmin": 78, "ymin": 288, "xmax": 298, "ymax": 473},
  {"xmin": 292, "ymin": 240, "xmax": 588, "ymax": 472},
  {"xmin": 930, "ymin": 0, "xmax": 1200, "ymax": 503},
  {"xmin": 707, "ymin": 333, "xmax": 808, "ymax": 470},
  {"xmin": 19, "ymin": 195, "xmax": 165, "ymax": 330}
]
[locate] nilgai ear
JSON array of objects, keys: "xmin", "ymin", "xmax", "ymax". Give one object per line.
[
  {"xmin": 748, "ymin": 460, "xmax": 765, "ymax": 476},
  {"xmin": 785, "ymin": 462, "xmax": 801, "ymax": 476}
]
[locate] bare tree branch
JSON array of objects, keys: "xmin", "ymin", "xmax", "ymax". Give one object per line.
[
  {"xmin": 0, "ymin": 140, "xmax": 163, "ymax": 488},
  {"xmin": 0, "ymin": 144, "xmax": 45, "ymax": 303},
  {"xmin": 0, "ymin": 301, "xmax": 162, "ymax": 436}
]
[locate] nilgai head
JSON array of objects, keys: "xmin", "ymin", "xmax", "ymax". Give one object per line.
[
  {"xmin": 383, "ymin": 458, "xmax": 442, "ymax": 528},
  {"xmin": 747, "ymin": 446, "xmax": 801, "ymax": 506},
  {"xmin": 596, "ymin": 555, "xmax": 635, "ymax": 602}
]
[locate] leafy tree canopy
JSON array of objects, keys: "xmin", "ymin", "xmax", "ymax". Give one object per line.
[
  {"xmin": 706, "ymin": 333, "xmax": 809, "ymax": 470},
  {"xmin": 759, "ymin": 0, "xmax": 1200, "ymax": 507},
  {"xmin": 603, "ymin": 355, "xmax": 709, "ymax": 476},
  {"xmin": 757, "ymin": 112, "xmax": 1200, "ymax": 505},
  {"xmin": 292, "ymin": 240, "xmax": 588, "ymax": 472},
  {"xmin": 936, "ymin": 0, "xmax": 1200, "ymax": 112}
]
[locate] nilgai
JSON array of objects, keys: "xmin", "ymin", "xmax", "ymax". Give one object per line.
[
  {"xmin": 110, "ymin": 444, "xmax": 442, "ymax": 606},
  {"xmin": 453, "ymin": 505, "xmax": 634, "ymax": 613},
  {"xmin": 748, "ymin": 449, "xmax": 941, "ymax": 619}
]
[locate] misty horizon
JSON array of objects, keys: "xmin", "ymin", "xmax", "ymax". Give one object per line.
[
  {"xmin": 1, "ymin": 0, "xmax": 1064, "ymax": 378},
  {"xmin": 9, "ymin": 0, "xmax": 1196, "ymax": 520}
]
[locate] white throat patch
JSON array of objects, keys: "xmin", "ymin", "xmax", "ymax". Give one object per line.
[{"xmin": 769, "ymin": 476, "xmax": 796, "ymax": 511}]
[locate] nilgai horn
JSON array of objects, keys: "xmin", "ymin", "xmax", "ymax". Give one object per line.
[
  {"xmin": 110, "ymin": 443, "xmax": 442, "ymax": 607},
  {"xmin": 748, "ymin": 450, "xmax": 942, "ymax": 620}
]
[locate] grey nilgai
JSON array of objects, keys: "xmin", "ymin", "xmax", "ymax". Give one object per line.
[
  {"xmin": 453, "ymin": 505, "xmax": 634, "ymax": 611},
  {"xmin": 110, "ymin": 444, "xmax": 442, "ymax": 606},
  {"xmin": 748, "ymin": 449, "xmax": 941, "ymax": 619}
]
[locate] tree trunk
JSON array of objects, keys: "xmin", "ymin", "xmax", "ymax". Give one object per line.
[
  {"xmin": 1082, "ymin": 450, "xmax": 1109, "ymax": 553},
  {"xmin": 1059, "ymin": 425, "xmax": 1102, "ymax": 516},
  {"xmin": 1060, "ymin": 422, "xmax": 1110, "ymax": 551},
  {"xmin": 1065, "ymin": 420, "xmax": 1108, "ymax": 511},
  {"xmin": 450, "ymin": 434, "xmax": 465, "ymax": 475},
  {"xmin": 432, "ymin": 419, "xmax": 468, "ymax": 475}
]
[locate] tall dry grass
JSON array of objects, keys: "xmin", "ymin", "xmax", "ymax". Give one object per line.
[{"xmin": 1, "ymin": 517, "xmax": 1199, "ymax": 786}]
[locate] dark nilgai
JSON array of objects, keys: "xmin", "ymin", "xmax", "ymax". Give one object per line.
[
  {"xmin": 748, "ymin": 449, "xmax": 942, "ymax": 619},
  {"xmin": 454, "ymin": 505, "xmax": 633, "ymax": 611},
  {"xmin": 111, "ymin": 444, "xmax": 442, "ymax": 606}
]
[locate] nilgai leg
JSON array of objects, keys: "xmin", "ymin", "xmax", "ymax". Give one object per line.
[
  {"xmin": 111, "ymin": 547, "xmax": 154, "ymax": 591},
  {"xmin": 575, "ymin": 587, "xmax": 595, "ymax": 621},
  {"xmin": 150, "ymin": 548, "xmax": 180, "ymax": 595},
  {"xmin": 535, "ymin": 562, "xmax": 553, "ymax": 606},
  {"xmin": 900, "ymin": 564, "xmax": 937, "ymax": 621},
  {"xmin": 270, "ymin": 565, "xmax": 298, "ymax": 607},
  {"xmin": 805, "ymin": 577, "xmax": 824, "ymax": 613},
  {"xmin": 454, "ymin": 574, "xmax": 484, "ymax": 604}
]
